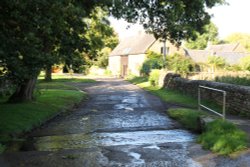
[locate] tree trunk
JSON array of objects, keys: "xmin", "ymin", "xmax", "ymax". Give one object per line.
[
  {"xmin": 8, "ymin": 77, "xmax": 37, "ymax": 103},
  {"xmin": 45, "ymin": 65, "xmax": 52, "ymax": 81}
]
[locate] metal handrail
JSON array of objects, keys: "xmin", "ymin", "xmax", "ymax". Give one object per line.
[{"xmin": 198, "ymin": 85, "xmax": 226, "ymax": 119}]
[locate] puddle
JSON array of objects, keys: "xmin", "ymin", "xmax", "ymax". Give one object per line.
[
  {"xmin": 32, "ymin": 130, "xmax": 195, "ymax": 151},
  {"xmin": 129, "ymin": 152, "xmax": 145, "ymax": 164},
  {"xmin": 144, "ymin": 145, "xmax": 160, "ymax": 150}
]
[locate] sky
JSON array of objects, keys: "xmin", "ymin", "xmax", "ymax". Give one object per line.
[{"xmin": 109, "ymin": 0, "xmax": 250, "ymax": 40}]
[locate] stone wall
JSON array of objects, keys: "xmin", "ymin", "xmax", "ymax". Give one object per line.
[{"xmin": 163, "ymin": 73, "xmax": 250, "ymax": 117}]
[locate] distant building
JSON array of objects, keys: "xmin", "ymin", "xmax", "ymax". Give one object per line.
[
  {"xmin": 108, "ymin": 32, "xmax": 180, "ymax": 77},
  {"xmin": 206, "ymin": 43, "xmax": 247, "ymax": 53},
  {"xmin": 185, "ymin": 43, "xmax": 249, "ymax": 65}
]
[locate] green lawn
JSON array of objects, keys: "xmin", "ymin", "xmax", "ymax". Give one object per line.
[
  {"xmin": 38, "ymin": 73, "xmax": 96, "ymax": 83},
  {"xmin": 128, "ymin": 76, "xmax": 197, "ymax": 108},
  {"xmin": 168, "ymin": 108, "xmax": 206, "ymax": 131},
  {"xmin": 0, "ymin": 76, "xmax": 93, "ymax": 153},
  {"xmin": 128, "ymin": 76, "xmax": 222, "ymax": 111},
  {"xmin": 198, "ymin": 119, "xmax": 248, "ymax": 155}
]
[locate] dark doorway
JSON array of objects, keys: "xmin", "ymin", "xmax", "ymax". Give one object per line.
[{"xmin": 120, "ymin": 55, "xmax": 128, "ymax": 78}]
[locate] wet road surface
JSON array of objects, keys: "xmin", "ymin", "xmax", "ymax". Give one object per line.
[{"xmin": 1, "ymin": 78, "xmax": 250, "ymax": 167}]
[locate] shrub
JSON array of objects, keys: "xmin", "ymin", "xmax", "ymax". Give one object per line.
[
  {"xmin": 239, "ymin": 55, "xmax": 250, "ymax": 71},
  {"xmin": 214, "ymin": 76, "xmax": 250, "ymax": 86},
  {"xmin": 149, "ymin": 69, "xmax": 161, "ymax": 86},
  {"xmin": 140, "ymin": 51, "xmax": 164, "ymax": 76},
  {"xmin": 166, "ymin": 53, "xmax": 194, "ymax": 76},
  {"xmin": 207, "ymin": 55, "xmax": 226, "ymax": 72},
  {"xmin": 0, "ymin": 143, "xmax": 5, "ymax": 153},
  {"xmin": 198, "ymin": 119, "xmax": 248, "ymax": 155}
]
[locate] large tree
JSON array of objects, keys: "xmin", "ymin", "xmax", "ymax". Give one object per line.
[
  {"xmin": 110, "ymin": 0, "xmax": 225, "ymax": 45},
  {"xmin": 83, "ymin": 7, "xmax": 118, "ymax": 69},
  {"xmin": 225, "ymin": 33, "xmax": 250, "ymax": 52},
  {"xmin": 0, "ymin": 0, "xmax": 99, "ymax": 102},
  {"xmin": 185, "ymin": 22, "xmax": 219, "ymax": 49}
]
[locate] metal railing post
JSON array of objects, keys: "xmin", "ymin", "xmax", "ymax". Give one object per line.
[
  {"xmin": 222, "ymin": 92, "xmax": 226, "ymax": 120},
  {"xmin": 198, "ymin": 87, "xmax": 201, "ymax": 111},
  {"xmin": 198, "ymin": 85, "xmax": 227, "ymax": 120}
]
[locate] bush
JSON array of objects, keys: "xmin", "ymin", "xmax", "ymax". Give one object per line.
[
  {"xmin": 239, "ymin": 55, "xmax": 250, "ymax": 71},
  {"xmin": 0, "ymin": 143, "xmax": 5, "ymax": 153},
  {"xmin": 149, "ymin": 69, "xmax": 161, "ymax": 86},
  {"xmin": 215, "ymin": 76, "xmax": 250, "ymax": 86},
  {"xmin": 140, "ymin": 51, "xmax": 164, "ymax": 76},
  {"xmin": 166, "ymin": 53, "xmax": 194, "ymax": 76},
  {"xmin": 198, "ymin": 119, "xmax": 248, "ymax": 155}
]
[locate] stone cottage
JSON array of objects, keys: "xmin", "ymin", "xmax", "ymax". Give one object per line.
[{"xmin": 108, "ymin": 32, "xmax": 180, "ymax": 77}]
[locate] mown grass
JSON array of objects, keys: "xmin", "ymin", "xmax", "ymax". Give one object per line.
[
  {"xmin": 0, "ymin": 75, "xmax": 92, "ymax": 153},
  {"xmin": 128, "ymin": 76, "xmax": 222, "ymax": 111},
  {"xmin": 128, "ymin": 76, "xmax": 197, "ymax": 108},
  {"xmin": 38, "ymin": 73, "xmax": 96, "ymax": 83},
  {"xmin": 214, "ymin": 75, "xmax": 250, "ymax": 86},
  {"xmin": 168, "ymin": 108, "xmax": 205, "ymax": 131},
  {"xmin": 198, "ymin": 120, "xmax": 248, "ymax": 155}
]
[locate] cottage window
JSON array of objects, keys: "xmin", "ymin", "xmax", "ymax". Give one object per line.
[{"xmin": 161, "ymin": 47, "xmax": 169, "ymax": 55}]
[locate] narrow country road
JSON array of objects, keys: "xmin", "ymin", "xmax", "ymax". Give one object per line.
[{"xmin": 1, "ymin": 78, "xmax": 250, "ymax": 167}]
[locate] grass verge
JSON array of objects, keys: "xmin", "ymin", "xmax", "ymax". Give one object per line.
[
  {"xmin": 0, "ymin": 76, "xmax": 92, "ymax": 153},
  {"xmin": 127, "ymin": 76, "xmax": 197, "ymax": 108},
  {"xmin": 168, "ymin": 108, "xmax": 205, "ymax": 131},
  {"xmin": 198, "ymin": 119, "xmax": 248, "ymax": 155}
]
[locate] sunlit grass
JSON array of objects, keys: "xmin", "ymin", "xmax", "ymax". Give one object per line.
[
  {"xmin": 128, "ymin": 76, "xmax": 197, "ymax": 108},
  {"xmin": 38, "ymin": 73, "xmax": 96, "ymax": 83},
  {"xmin": 198, "ymin": 119, "xmax": 248, "ymax": 155},
  {"xmin": 168, "ymin": 108, "xmax": 248, "ymax": 155},
  {"xmin": 168, "ymin": 108, "xmax": 205, "ymax": 131}
]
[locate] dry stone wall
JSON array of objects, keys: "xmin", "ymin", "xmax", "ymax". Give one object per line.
[{"xmin": 163, "ymin": 73, "xmax": 250, "ymax": 117}]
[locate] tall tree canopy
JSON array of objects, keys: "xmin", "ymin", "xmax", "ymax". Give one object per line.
[
  {"xmin": 84, "ymin": 7, "xmax": 118, "ymax": 68},
  {"xmin": 0, "ymin": 0, "xmax": 224, "ymax": 102},
  {"xmin": 110, "ymin": 0, "xmax": 225, "ymax": 45},
  {"xmin": 185, "ymin": 22, "xmax": 219, "ymax": 49},
  {"xmin": 0, "ymin": 0, "xmax": 100, "ymax": 102},
  {"xmin": 225, "ymin": 33, "xmax": 250, "ymax": 52}
]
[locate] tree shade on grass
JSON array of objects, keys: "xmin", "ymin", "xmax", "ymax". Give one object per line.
[
  {"xmin": 0, "ymin": 90, "xmax": 85, "ymax": 139},
  {"xmin": 0, "ymin": 78, "xmax": 90, "ymax": 153}
]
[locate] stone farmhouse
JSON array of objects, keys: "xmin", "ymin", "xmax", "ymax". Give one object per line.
[
  {"xmin": 108, "ymin": 32, "xmax": 180, "ymax": 77},
  {"xmin": 185, "ymin": 43, "xmax": 249, "ymax": 65},
  {"xmin": 108, "ymin": 31, "xmax": 249, "ymax": 77}
]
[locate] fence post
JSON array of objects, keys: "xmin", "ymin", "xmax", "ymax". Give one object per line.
[
  {"xmin": 222, "ymin": 92, "xmax": 226, "ymax": 120},
  {"xmin": 198, "ymin": 87, "xmax": 201, "ymax": 111}
]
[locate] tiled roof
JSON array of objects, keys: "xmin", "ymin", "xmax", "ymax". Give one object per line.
[
  {"xmin": 216, "ymin": 52, "xmax": 249, "ymax": 65},
  {"xmin": 185, "ymin": 50, "xmax": 211, "ymax": 63},
  {"xmin": 110, "ymin": 32, "xmax": 156, "ymax": 56},
  {"xmin": 185, "ymin": 49, "xmax": 249, "ymax": 65},
  {"xmin": 206, "ymin": 43, "xmax": 244, "ymax": 52}
]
